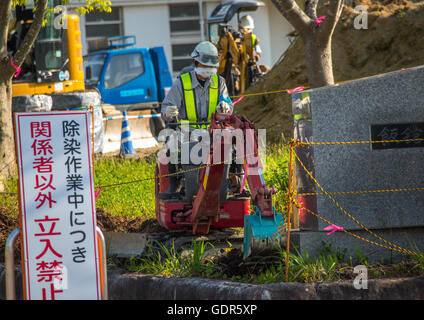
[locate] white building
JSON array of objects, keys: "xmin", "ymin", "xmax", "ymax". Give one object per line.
[{"xmin": 77, "ymin": 0, "xmax": 294, "ymax": 77}]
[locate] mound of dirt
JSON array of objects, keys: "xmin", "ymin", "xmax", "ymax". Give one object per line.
[
  {"xmin": 96, "ymin": 208, "xmax": 168, "ymax": 233},
  {"xmin": 215, "ymin": 248, "xmax": 247, "ymax": 277},
  {"xmin": 235, "ymin": 0, "xmax": 424, "ymax": 144},
  {"xmin": 0, "ymin": 208, "xmax": 21, "ymax": 264}
]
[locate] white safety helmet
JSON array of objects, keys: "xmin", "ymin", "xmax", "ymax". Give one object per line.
[
  {"xmin": 191, "ymin": 41, "xmax": 219, "ymax": 67},
  {"xmin": 239, "ymin": 15, "xmax": 255, "ymax": 30}
]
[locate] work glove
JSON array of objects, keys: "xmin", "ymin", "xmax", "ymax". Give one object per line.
[
  {"xmin": 165, "ymin": 105, "xmax": 179, "ymax": 119},
  {"xmin": 216, "ymin": 101, "xmax": 232, "ymax": 114}
]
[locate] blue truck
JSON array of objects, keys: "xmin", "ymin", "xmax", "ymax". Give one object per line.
[
  {"xmin": 83, "ymin": 36, "xmax": 173, "ymax": 152},
  {"xmin": 84, "ymin": 36, "xmax": 172, "ymax": 106}
]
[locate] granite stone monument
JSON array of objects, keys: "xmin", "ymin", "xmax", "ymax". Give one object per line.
[{"xmin": 290, "ymin": 65, "xmax": 424, "ymax": 262}]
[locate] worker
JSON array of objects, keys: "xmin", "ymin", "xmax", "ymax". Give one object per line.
[
  {"xmin": 239, "ymin": 15, "xmax": 262, "ymax": 63},
  {"xmin": 159, "ymin": 41, "xmax": 234, "ymax": 199},
  {"xmin": 162, "ymin": 41, "xmax": 233, "ymax": 126},
  {"xmin": 237, "ymin": 15, "xmax": 263, "ymax": 93}
]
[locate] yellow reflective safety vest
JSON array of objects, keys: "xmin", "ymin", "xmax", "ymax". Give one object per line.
[{"xmin": 180, "ymin": 72, "xmax": 219, "ymax": 128}]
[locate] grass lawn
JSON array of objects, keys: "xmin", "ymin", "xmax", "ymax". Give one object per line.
[
  {"xmin": 119, "ymin": 239, "xmax": 424, "ymax": 284},
  {"xmin": 94, "ymin": 155, "xmax": 157, "ymax": 218}
]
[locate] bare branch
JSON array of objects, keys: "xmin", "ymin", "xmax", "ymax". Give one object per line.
[
  {"xmin": 12, "ymin": 0, "xmax": 48, "ymax": 68},
  {"xmin": 0, "ymin": 0, "xmax": 13, "ymax": 59},
  {"xmin": 319, "ymin": 0, "xmax": 344, "ymax": 43},
  {"xmin": 271, "ymin": 0, "xmax": 313, "ymax": 36}
]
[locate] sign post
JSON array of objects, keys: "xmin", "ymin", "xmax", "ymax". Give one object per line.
[{"xmin": 15, "ymin": 111, "xmax": 103, "ymax": 300}]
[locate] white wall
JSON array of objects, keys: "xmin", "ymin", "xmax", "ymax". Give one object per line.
[
  {"xmin": 247, "ymin": 6, "xmax": 272, "ymax": 68},
  {"xmin": 265, "ymin": 0, "xmax": 294, "ymax": 66},
  {"xmin": 123, "ymin": 5, "xmax": 173, "ymax": 70},
  {"xmin": 78, "ymin": 3, "xmax": 173, "ymax": 70}
]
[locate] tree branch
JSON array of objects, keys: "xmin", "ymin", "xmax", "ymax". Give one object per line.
[
  {"xmin": 0, "ymin": 0, "xmax": 13, "ymax": 60},
  {"xmin": 304, "ymin": 0, "xmax": 319, "ymax": 20},
  {"xmin": 271, "ymin": 0, "xmax": 313, "ymax": 36},
  {"xmin": 319, "ymin": 0, "xmax": 344, "ymax": 43},
  {"xmin": 12, "ymin": 0, "xmax": 48, "ymax": 68}
]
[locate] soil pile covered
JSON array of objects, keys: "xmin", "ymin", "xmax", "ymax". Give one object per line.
[
  {"xmin": 96, "ymin": 209, "xmax": 167, "ymax": 233},
  {"xmin": 235, "ymin": 0, "xmax": 424, "ymax": 144},
  {"xmin": 0, "ymin": 208, "xmax": 20, "ymax": 264}
]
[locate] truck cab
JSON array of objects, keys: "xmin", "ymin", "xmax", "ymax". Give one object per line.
[{"xmin": 84, "ymin": 36, "xmax": 172, "ymax": 107}]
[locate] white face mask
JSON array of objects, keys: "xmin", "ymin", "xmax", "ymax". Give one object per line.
[{"xmin": 195, "ymin": 67, "xmax": 217, "ymax": 79}]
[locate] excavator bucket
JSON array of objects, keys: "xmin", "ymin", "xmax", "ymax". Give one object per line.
[
  {"xmin": 101, "ymin": 105, "xmax": 159, "ymax": 154},
  {"xmin": 243, "ymin": 207, "xmax": 285, "ymax": 259}
]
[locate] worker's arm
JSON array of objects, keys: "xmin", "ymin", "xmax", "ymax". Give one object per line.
[
  {"xmin": 217, "ymin": 75, "xmax": 234, "ymax": 114},
  {"xmin": 254, "ymin": 37, "xmax": 262, "ymax": 62},
  {"xmin": 161, "ymin": 79, "xmax": 184, "ymax": 122}
]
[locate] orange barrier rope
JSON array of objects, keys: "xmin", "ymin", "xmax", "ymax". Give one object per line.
[{"xmin": 292, "ymin": 144, "xmax": 418, "ymax": 257}]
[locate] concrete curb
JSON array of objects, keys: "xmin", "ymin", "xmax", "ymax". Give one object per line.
[{"xmin": 1, "ymin": 264, "xmax": 424, "ymax": 300}]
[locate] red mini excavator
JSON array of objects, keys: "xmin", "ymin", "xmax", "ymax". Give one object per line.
[{"xmin": 155, "ymin": 113, "xmax": 284, "ymax": 258}]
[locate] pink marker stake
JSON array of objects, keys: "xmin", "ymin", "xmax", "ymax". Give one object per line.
[
  {"xmin": 10, "ymin": 57, "xmax": 21, "ymax": 78},
  {"xmin": 233, "ymin": 96, "xmax": 244, "ymax": 106},
  {"xmin": 324, "ymin": 224, "xmax": 344, "ymax": 235},
  {"xmin": 286, "ymin": 86, "xmax": 305, "ymax": 94},
  {"xmin": 95, "ymin": 187, "xmax": 102, "ymax": 202},
  {"xmin": 316, "ymin": 16, "xmax": 326, "ymax": 26}
]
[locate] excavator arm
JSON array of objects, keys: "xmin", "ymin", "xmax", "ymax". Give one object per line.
[
  {"xmin": 190, "ymin": 113, "xmax": 277, "ymax": 234},
  {"xmin": 206, "ymin": 114, "xmax": 284, "ymax": 258},
  {"xmin": 215, "ymin": 113, "xmax": 276, "ymax": 215}
]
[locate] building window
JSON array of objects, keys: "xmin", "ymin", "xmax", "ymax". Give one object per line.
[
  {"xmin": 169, "ymin": 3, "xmax": 204, "ymax": 75},
  {"xmin": 169, "ymin": 4, "xmax": 200, "ymax": 35},
  {"xmin": 171, "ymin": 42, "xmax": 198, "ymax": 74},
  {"xmin": 85, "ymin": 7, "xmax": 123, "ymax": 40}
]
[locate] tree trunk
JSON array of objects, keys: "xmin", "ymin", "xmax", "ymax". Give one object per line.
[
  {"xmin": 0, "ymin": 75, "xmax": 15, "ymax": 191},
  {"xmin": 271, "ymin": 0, "xmax": 343, "ymax": 89},
  {"xmin": 303, "ymin": 32, "xmax": 335, "ymax": 88}
]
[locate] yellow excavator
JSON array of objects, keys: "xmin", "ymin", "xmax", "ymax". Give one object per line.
[
  {"xmin": 207, "ymin": 0, "xmax": 270, "ymax": 96},
  {"xmin": 10, "ymin": 6, "xmax": 84, "ymax": 96}
]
